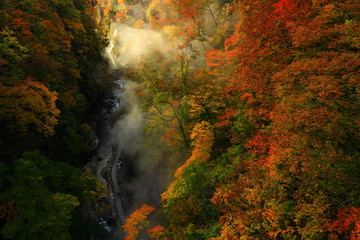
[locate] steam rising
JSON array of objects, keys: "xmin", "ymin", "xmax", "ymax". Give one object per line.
[
  {"xmin": 111, "ymin": 80, "xmax": 144, "ymax": 156},
  {"xmin": 112, "ymin": 80, "xmax": 163, "ymax": 207},
  {"xmin": 104, "ymin": 20, "xmax": 167, "ymax": 212},
  {"xmin": 106, "ymin": 24, "xmax": 167, "ymax": 68},
  {"xmin": 100, "ymin": 3, "xmax": 184, "ymax": 237}
]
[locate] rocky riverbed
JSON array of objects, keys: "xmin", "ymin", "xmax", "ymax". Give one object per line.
[{"xmin": 86, "ymin": 77, "xmax": 133, "ymax": 239}]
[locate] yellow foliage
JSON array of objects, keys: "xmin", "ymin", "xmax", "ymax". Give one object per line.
[
  {"xmin": 160, "ymin": 121, "xmax": 214, "ymax": 208},
  {"xmin": 0, "ymin": 78, "xmax": 60, "ymax": 136},
  {"xmin": 133, "ymin": 19, "xmax": 146, "ymax": 28},
  {"xmin": 161, "ymin": 25, "xmax": 179, "ymax": 43}
]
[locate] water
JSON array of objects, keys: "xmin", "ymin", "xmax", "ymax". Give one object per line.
[{"xmin": 89, "ymin": 77, "xmax": 147, "ymax": 239}]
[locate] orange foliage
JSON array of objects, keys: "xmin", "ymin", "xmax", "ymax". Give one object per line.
[
  {"xmin": 215, "ymin": 109, "xmax": 237, "ymax": 128},
  {"xmin": 123, "ymin": 204, "xmax": 155, "ymax": 240},
  {"xmin": 272, "ymin": 0, "xmax": 296, "ymax": 18},
  {"xmin": 88, "ymin": 0, "xmax": 360, "ymax": 238},
  {"xmin": 176, "ymin": 0, "xmax": 207, "ymax": 19},
  {"xmin": 163, "ymin": 124, "xmax": 181, "ymax": 147},
  {"xmin": 115, "ymin": 11, "xmax": 128, "ymax": 23},
  {"xmin": 205, "ymin": 0, "xmax": 360, "ymax": 238},
  {"xmin": 175, "ymin": 121, "xmax": 214, "ymax": 177},
  {"xmin": 245, "ymin": 133, "xmax": 270, "ymax": 155},
  {"xmin": 328, "ymin": 208, "xmax": 360, "ymax": 240},
  {"xmin": 147, "ymin": 225, "xmax": 168, "ymax": 240},
  {"xmin": 0, "ymin": 78, "xmax": 60, "ymax": 136}
]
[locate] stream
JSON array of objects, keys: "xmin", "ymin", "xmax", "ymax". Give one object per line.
[
  {"xmin": 88, "ymin": 74, "xmax": 162, "ymax": 239},
  {"xmin": 86, "ymin": 21, "xmax": 166, "ymax": 239},
  {"xmin": 88, "ymin": 77, "xmax": 139, "ymax": 239}
]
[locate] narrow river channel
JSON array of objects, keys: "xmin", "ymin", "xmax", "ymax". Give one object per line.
[{"xmin": 88, "ymin": 75, "xmax": 162, "ymax": 239}]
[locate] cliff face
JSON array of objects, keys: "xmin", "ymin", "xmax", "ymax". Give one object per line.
[{"xmin": 0, "ymin": 0, "xmax": 112, "ymax": 239}]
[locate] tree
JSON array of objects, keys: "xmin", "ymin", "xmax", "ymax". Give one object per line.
[
  {"xmin": 205, "ymin": 0, "xmax": 360, "ymax": 238},
  {"xmin": 0, "ymin": 0, "xmax": 108, "ymax": 238},
  {"xmin": 1, "ymin": 152, "xmax": 79, "ymax": 240},
  {"xmin": 0, "ymin": 78, "xmax": 60, "ymax": 137},
  {"xmin": 123, "ymin": 204, "xmax": 155, "ymax": 240},
  {"xmin": 174, "ymin": 121, "xmax": 214, "ymax": 177}
]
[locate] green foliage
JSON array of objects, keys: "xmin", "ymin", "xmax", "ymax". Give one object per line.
[
  {"xmin": 0, "ymin": 0, "xmax": 107, "ymax": 161},
  {"xmin": 0, "ymin": 27, "xmax": 28, "ymax": 80},
  {"xmin": 1, "ymin": 152, "xmax": 80, "ymax": 240},
  {"xmin": 0, "ymin": 0, "xmax": 109, "ymax": 238},
  {"xmin": 0, "ymin": 152, "xmax": 104, "ymax": 239},
  {"xmin": 184, "ymin": 223, "xmax": 205, "ymax": 240},
  {"xmin": 126, "ymin": 0, "xmax": 360, "ymax": 238},
  {"xmin": 232, "ymin": 113, "xmax": 255, "ymax": 140},
  {"xmin": 1, "ymin": 0, "xmax": 357, "ymax": 239},
  {"xmin": 162, "ymin": 161, "xmax": 220, "ymax": 239}
]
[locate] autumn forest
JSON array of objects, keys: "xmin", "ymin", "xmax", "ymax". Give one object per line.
[{"xmin": 0, "ymin": 0, "xmax": 359, "ymax": 239}]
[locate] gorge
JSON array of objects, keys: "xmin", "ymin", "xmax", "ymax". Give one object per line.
[{"xmin": 0, "ymin": 0, "xmax": 358, "ymax": 239}]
